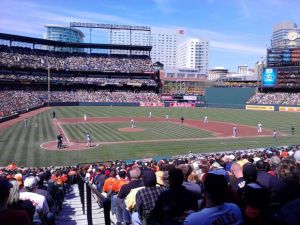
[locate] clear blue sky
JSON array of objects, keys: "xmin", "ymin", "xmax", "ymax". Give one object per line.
[{"xmin": 0, "ymin": 0, "xmax": 299, "ymax": 71}]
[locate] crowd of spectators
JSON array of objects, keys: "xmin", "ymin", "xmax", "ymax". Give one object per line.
[
  {"xmin": 247, "ymin": 92, "xmax": 300, "ymax": 105},
  {"xmin": 0, "ymin": 164, "xmax": 77, "ymax": 225},
  {"xmin": 1, "ymin": 145, "xmax": 300, "ymax": 225},
  {"xmin": 0, "ymin": 73, "xmax": 158, "ymax": 87},
  {"xmin": 0, "ymin": 89, "xmax": 160, "ymax": 117},
  {"xmin": 78, "ymin": 145, "xmax": 300, "ymax": 225},
  {"xmin": 0, "ymin": 45, "xmax": 155, "ymax": 73}
]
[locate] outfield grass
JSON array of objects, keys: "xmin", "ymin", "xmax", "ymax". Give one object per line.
[{"xmin": 0, "ymin": 106, "xmax": 299, "ymax": 167}]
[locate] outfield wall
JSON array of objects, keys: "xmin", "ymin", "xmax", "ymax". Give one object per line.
[{"xmin": 205, "ymin": 87, "xmax": 256, "ymax": 108}]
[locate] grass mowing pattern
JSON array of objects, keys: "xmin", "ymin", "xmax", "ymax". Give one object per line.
[
  {"xmin": 63, "ymin": 122, "xmax": 213, "ymax": 142},
  {"xmin": 0, "ymin": 106, "xmax": 299, "ymax": 167}
]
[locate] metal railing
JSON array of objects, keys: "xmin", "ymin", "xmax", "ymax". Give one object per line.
[{"xmin": 77, "ymin": 172, "xmax": 112, "ymax": 225}]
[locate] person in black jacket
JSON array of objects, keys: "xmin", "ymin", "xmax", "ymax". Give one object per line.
[
  {"xmin": 150, "ymin": 168, "xmax": 198, "ymax": 225},
  {"xmin": 181, "ymin": 117, "xmax": 184, "ymax": 124}
]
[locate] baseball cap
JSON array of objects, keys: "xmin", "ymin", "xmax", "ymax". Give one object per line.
[
  {"xmin": 243, "ymin": 163, "xmax": 257, "ymax": 182},
  {"xmin": 270, "ymin": 156, "xmax": 281, "ymax": 167},
  {"xmin": 204, "ymin": 173, "xmax": 227, "ymax": 197},
  {"xmin": 294, "ymin": 150, "xmax": 300, "ymax": 162},
  {"xmin": 24, "ymin": 176, "xmax": 38, "ymax": 189},
  {"xmin": 143, "ymin": 170, "xmax": 157, "ymax": 187}
]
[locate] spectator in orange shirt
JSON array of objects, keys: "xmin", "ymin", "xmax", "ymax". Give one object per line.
[
  {"xmin": 111, "ymin": 170, "xmax": 129, "ymax": 217},
  {"xmin": 281, "ymin": 149, "xmax": 289, "ymax": 158},
  {"xmin": 102, "ymin": 170, "xmax": 118, "ymax": 194},
  {"xmin": 112, "ymin": 170, "xmax": 129, "ymax": 193}
]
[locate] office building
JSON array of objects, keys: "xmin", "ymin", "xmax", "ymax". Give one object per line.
[
  {"xmin": 272, "ymin": 21, "xmax": 300, "ymax": 48},
  {"xmin": 110, "ymin": 29, "xmax": 185, "ymax": 68},
  {"xmin": 44, "ymin": 25, "xmax": 85, "ymax": 43},
  {"xmin": 177, "ymin": 38, "xmax": 209, "ymax": 74}
]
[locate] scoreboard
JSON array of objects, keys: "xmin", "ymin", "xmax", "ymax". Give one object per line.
[
  {"xmin": 267, "ymin": 48, "xmax": 300, "ymax": 67},
  {"xmin": 264, "ymin": 48, "xmax": 300, "ymax": 89},
  {"xmin": 262, "ymin": 66, "xmax": 300, "ymax": 88}
]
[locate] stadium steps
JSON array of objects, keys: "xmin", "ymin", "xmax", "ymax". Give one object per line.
[{"xmin": 56, "ymin": 185, "xmax": 116, "ymax": 225}]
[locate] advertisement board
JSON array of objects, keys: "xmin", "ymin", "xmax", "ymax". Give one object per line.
[
  {"xmin": 161, "ymin": 95, "xmax": 173, "ymax": 101},
  {"xmin": 279, "ymin": 106, "xmax": 300, "ymax": 112},
  {"xmin": 262, "ymin": 68, "xmax": 277, "ymax": 87},
  {"xmin": 183, "ymin": 96, "xmax": 197, "ymax": 101},
  {"xmin": 170, "ymin": 102, "xmax": 196, "ymax": 108},
  {"xmin": 246, "ymin": 105, "xmax": 274, "ymax": 111},
  {"xmin": 140, "ymin": 102, "xmax": 165, "ymax": 107}
]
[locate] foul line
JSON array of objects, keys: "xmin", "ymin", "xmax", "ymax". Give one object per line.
[{"xmin": 56, "ymin": 120, "xmax": 71, "ymax": 144}]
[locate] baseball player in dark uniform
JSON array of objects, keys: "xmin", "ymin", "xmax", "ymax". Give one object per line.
[{"xmin": 57, "ymin": 134, "xmax": 63, "ymax": 149}]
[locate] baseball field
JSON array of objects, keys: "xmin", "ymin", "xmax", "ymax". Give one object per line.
[{"xmin": 0, "ymin": 106, "xmax": 299, "ymax": 167}]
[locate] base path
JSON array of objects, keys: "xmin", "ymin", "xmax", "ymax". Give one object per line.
[{"xmin": 42, "ymin": 117, "xmax": 275, "ymax": 151}]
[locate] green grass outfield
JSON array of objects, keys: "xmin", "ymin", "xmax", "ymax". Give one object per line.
[{"xmin": 0, "ymin": 106, "xmax": 299, "ymax": 167}]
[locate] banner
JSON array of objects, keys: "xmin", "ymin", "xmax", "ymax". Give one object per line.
[
  {"xmin": 279, "ymin": 106, "xmax": 300, "ymax": 112},
  {"xmin": 245, "ymin": 105, "xmax": 274, "ymax": 111},
  {"xmin": 140, "ymin": 102, "xmax": 165, "ymax": 107},
  {"xmin": 183, "ymin": 96, "xmax": 197, "ymax": 101},
  {"xmin": 161, "ymin": 95, "xmax": 173, "ymax": 101},
  {"xmin": 170, "ymin": 102, "xmax": 196, "ymax": 108}
]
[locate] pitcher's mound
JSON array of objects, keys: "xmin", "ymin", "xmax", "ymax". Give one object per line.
[{"xmin": 118, "ymin": 127, "xmax": 145, "ymax": 132}]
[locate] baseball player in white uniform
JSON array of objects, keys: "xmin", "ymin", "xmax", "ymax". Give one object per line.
[
  {"xmin": 233, "ymin": 126, "xmax": 237, "ymax": 137},
  {"xmin": 204, "ymin": 116, "xmax": 208, "ymax": 124},
  {"xmin": 131, "ymin": 119, "xmax": 136, "ymax": 128},
  {"xmin": 84, "ymin": 114, "xmax": 87, "ymax": 121},
  {"xmin": 86, "ymin": 133, "xmax": 91, "ymax": 147},
  {"xmin": 149, "ymin": 111, "xmax": 152, "ymax": 118},
  {"xmin": 257, "ymin": 123, "xmax": 262, "ymax": 133}
]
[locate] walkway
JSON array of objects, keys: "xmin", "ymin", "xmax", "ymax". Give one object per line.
[{"xmin": 56, "ymin": 185, "xmax": 116, "ymax": 225}]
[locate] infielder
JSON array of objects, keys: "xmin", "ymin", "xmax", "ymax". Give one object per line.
[
  {"xmin": 86, "ymin": 133, "xmax": 92, "ymax": 147},
  {"xmin": 149, "ymin": 111, "xmax": 152, "ymax": 118},
  {"xmin": 84, "ymin": 114, "xmax": 87, "ymax": 121},
  {"xmin": 233, "ymin": 126, "xmax": 237, "ymax": 137},
  {"xmin": 166, "ymin": 114, "xmax": 169, "ymax": 120},
  {"xmin": 257, "ymin": 123, "xmax": 262, "ymax": 133},
  {"xmin": 131, "ymin": 119, "xmax": 136, "ymax": 128},
  {"xmin": 204, "ymin": 116, "xmax": 208, "ymax": 124}
]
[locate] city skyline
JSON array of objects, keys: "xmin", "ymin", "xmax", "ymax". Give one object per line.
[{"xmin": 0, "ymin": 0, "xmax": 299, "ymax": 71}]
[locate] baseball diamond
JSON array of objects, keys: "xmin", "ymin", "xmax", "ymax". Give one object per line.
[{"xmin": 0, "ymin": 106, "xmax": 298, "ymax": 167}]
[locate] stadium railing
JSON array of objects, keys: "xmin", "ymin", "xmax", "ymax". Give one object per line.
[{"xmin": 77, "ymin": 172, "xmax": 111, "ymax": 225}]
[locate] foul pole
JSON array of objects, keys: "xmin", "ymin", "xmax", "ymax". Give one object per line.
[{"xmin": 48, "ymin": 66, "xmax": 50, "ymax": 107}]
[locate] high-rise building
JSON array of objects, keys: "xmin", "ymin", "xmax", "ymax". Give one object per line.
[
  {"xmin": 177, "ymin": 38, "xmax": 209, "ymax": 74},
  {"xmin": 44, "ymin": 25, "xmax": 85, "ymax": 43},
  {"xmin": 44, "ymin": 25, "xmax": 85, "ymax": 52},
  {"xmin": 272, "ymin": 21, "xmax": 300, "ymax": 48},
  {"xmin": 110, "ymin": 28, "xmax": 185, "ymax": 68}
]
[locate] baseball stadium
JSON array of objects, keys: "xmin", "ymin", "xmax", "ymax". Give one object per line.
[{"xmin": 1, "ymin": 15, "xmax": 300, "ymax": 225}]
